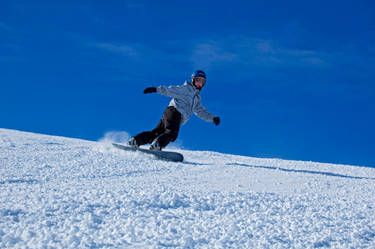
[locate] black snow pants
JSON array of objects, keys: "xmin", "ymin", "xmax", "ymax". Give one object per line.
[{"xmin": 133, "ymin": 106, "xmax": 182, "ymax": 148}]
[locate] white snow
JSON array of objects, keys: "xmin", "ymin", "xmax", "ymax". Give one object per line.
[{"xmin": 1, "ymin": 128, "xmax": 375, "ymax": 248}]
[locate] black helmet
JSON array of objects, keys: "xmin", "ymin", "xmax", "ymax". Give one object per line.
[{"xmin": 191, "ymin": 70, "xmax": 206, "ymax": 79}]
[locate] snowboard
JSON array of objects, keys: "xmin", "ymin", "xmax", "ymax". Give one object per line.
[{"xmin": 112, "ymin": 143, "xmax": 184, "ymax": 162}]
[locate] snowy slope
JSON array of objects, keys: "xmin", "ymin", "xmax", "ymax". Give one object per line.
[{"xmin": 1, "ymin": 128, "xmax": 375, "ymax": 248}]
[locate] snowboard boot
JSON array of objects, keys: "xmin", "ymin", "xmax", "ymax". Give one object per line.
[
  {"xmin": 127, "ymin": 137, "xmax": 139, "ymax": 148},
  {"xmin": 149, "ymin": 139, "xmax": 162, "ymax": 151}
]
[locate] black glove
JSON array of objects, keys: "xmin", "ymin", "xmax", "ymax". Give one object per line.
[
  {"xmin": 143, "ymin": 87, "xmax": 157, "ymax": 94},
  {"xmin": 213, "ymin": 117, "xmax": 220, "ymax": 126}
]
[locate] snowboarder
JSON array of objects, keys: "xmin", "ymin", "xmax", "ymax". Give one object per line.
[{"xmin": 128, "ymin": 70, "xmax": 221, "ymax": 151}]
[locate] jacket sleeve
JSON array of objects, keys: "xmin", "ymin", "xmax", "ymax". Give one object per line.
[
  {"xmin": 156, "ymin": 85, "xmax": 186, "ymax": 99},
  {"xmin": 193, "ymin": 98, "xmax": 215, "ymax": 123}
]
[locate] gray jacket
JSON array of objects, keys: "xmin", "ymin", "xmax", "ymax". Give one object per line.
[{"xmin": 157, "ymin": 82, "xmax": 215, "ymax": 125}]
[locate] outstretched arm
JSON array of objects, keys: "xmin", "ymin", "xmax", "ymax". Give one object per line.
[
  {"xmin": 193, "ymin": 99, "xmax": 218, "ymax": 124},
  {"xmin": 156, "ymin": 85, "xmax": 187, "ymax": 99},
  {"xmin": 143, "ymin": 85, "xmax": 185, "ymax": 98}
]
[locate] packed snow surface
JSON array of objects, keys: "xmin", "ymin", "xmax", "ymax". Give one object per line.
[{"xmin": 1, "ymin": 128, "xmax": 375, "ymax": 248}]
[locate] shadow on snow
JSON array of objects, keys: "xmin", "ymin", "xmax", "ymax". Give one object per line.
[{"xmin": 228, "ymin": 163, "xmax": 375, "ymax": 181}]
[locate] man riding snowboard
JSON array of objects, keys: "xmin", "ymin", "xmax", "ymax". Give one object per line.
[{"xmin": 128, "ymin": 70, "xmax": 221, "ymax": 151}]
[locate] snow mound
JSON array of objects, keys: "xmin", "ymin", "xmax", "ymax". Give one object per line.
[{"xmin": 1, "ymin": 128, "xmax": 375, "ymax": 248}]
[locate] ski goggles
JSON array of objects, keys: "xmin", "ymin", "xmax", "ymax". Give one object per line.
[{"xmin": 194, "ymin": 77, "xmax": 206, "ymax": 85}]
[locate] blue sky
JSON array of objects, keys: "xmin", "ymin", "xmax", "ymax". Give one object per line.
[{"xmin": 1, "ymin": 0, "xmax": 374, "ymax": 166}]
